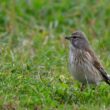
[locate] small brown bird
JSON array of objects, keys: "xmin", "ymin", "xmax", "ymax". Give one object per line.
[{"xmin": 65, "ymin": 31, "xmax": 110, "ymax": 88}]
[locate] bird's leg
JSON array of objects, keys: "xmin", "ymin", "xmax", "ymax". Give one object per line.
[{"xmin": 80, "ymin": 83, "xmax": 86, "ymax": 91}]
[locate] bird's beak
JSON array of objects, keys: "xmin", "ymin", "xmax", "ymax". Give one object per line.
[{"xmin": 65, "ymin": 36, "xmax": 71, "ymax": 40}]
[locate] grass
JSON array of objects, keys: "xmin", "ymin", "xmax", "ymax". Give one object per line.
[{"xmin": 0, "ymin": 0, "xmax": 110, "ymax": 109}]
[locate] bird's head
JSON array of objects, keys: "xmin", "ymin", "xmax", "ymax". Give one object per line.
[{"xmin": 65, "ymin": 31, "xmax": 89, "ymax": 50}]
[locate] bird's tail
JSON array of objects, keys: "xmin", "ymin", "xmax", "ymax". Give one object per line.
[
  {"xmin": 108, "ymin": 75, "xmax": 110, "ymax": 80},
  {"xmin": 103, "ymin": 74, "xmax": 110, "ymax": 85},
  {"xmin": 98, "ymin": 68, "xmax": 110, "ymax": 85}
]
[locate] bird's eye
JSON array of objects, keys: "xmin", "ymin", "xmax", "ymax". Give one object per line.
[{"xmin": 73, "ymin": 36, "xmax": 77, "ymax": 39}]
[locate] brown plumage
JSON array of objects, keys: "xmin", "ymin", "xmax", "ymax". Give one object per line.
[
  {"xmin": 65, "ymin": 31, "xmax": 110, "ymax": 85},
  {"xmin": 86, "ymin": 47, "xmax": 110, "ymax": 85}
]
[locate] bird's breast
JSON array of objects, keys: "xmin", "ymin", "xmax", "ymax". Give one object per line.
[{"xmin": 69, "ymin": 46, "xmax": 102, "ymax": 84}]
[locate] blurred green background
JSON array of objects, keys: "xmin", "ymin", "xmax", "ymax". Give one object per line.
[{"xmin": 0, "ymin": 0, "xmax": 110, "ymax": 110}]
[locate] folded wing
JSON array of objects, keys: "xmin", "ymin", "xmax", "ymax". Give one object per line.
[{"xmin": 86, "ymin": 47, "xmax": 110, "ymax": 85}]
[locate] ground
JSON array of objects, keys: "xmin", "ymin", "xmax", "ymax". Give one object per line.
[{"xmin": 0, "ymin": 0, "xmax": 110, "ymax": 110}]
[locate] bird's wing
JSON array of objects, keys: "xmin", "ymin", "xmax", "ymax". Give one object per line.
[
  {"xmin": 93, "ymin": 59, "xmax": 110, "ymax": 85},
  {"xmin": 86, "ymin": 47, "xmax": 110, "ymax": 85}
]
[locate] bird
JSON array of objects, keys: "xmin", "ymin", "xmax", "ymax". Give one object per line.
[{"xmin": 65, "ymin": 31, "xmax": 110, "ymax": 89}]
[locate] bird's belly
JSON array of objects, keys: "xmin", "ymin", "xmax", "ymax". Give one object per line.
[{"xmin": 69, "ymin": 59, "xmax": 102, "ymax": 84}]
